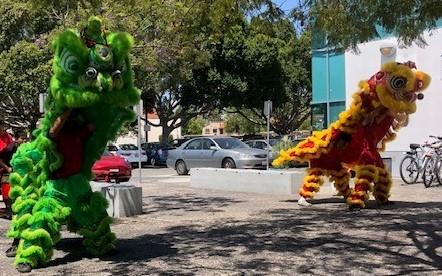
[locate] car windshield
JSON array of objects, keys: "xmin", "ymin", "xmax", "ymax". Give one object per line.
[
  {"xmin": 120, "ymin": 144, "xmax": 138, "ymax": 150},
  {"xmin": 108, "ymin": 145, "xmax": 118, "ymax": 151},
  {"xmin": 269, "ymin": 139, "xmax": 279, "ymax": 146},
  {"xmin": 214, "ymin": 138, "xmax": 248, "ymax": 149}
]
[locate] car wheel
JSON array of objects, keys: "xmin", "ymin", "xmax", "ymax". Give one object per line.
[
  {"xmin": 176, "ymin": 160, "xmax": 189, "ymax": 175},
  {"xmin": 150, "ymin": 157, "xmax": 156, "ymax": 167},
  {"xmin": 222, "ymin": 158, "xmax": 236, "ymax": 169}
]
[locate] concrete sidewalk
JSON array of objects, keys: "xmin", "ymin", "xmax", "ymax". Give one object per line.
[{"xmin": 0, "ymin": 170, "xmax": 441, "ymax": 275}]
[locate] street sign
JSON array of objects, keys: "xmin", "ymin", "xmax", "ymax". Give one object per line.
[{"xmin": 264, "ymin": 100, "xmax": 272, "ymax": 116}]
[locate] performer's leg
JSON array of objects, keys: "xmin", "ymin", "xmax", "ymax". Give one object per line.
[
  {"xmin": 66, "ymin": 176, "xmax": 115, "ymax": 256},
  {"xmin": 298, "ymin": 168, "xmax": 324, "ymax": 206},
  {"xmin": 329, "ymin": 168, "xmax": 352, "ymax": 200},
  {"xmin": 373, "ymin": 166, "xmax": 393, "ymax": 204},
  {"xmin": 76, "ymin": 192, "xmax": 116, "ymax": 256},
  {"xmin": 13, "ymin": 180, "xmax": 71, "ymax": 272},
  {"xmin": 347, "ymin": 165, "xmax": 378, "ymax": 209}
]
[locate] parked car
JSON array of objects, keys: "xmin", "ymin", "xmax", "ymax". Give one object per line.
[
  {"xmin": 92, "ymin": 151, "xmax": 132, "ymax": 182},
  {"xmin": 245, "ymin": 138, "xmax": 280, "ymax": 162},
  {"xmin": 167, "ymin": 137, "xmax": 268, "ymax": 175},
  {"xmin": 141, "ymin": 142, "xmax": 174, "ymax": 166},
  {"xmin": 107, "ymin": 144, "xmax": 147, "ymax": 167}
]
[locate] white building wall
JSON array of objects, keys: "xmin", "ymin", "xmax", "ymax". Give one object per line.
[{"xmin": 345, "ymin": 28, "xmax": 442, "ymax": 176}]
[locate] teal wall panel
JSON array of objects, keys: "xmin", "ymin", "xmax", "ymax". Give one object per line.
[
  {"xmin": 328, "ymin": 52, "xmax": 346, "ymax": 102},
  {"xmin": 329, "ymin": 101, "xmax": 346, "ymax": 122},
  {"xmin": 312, "ymin": 51, "xmax": 345, "ymax": 104},
  {"xmin": 312, "ymin": 53, "xmax": 327, "ymax": 103}
]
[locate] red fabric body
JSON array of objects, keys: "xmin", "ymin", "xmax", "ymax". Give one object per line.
[
  {"xmin": 310, "ymin": 115, "xmax": 394, "ymax": 170},
  {"xmin": 53, "ymin": 126, "xmax": 91, "ymax": 179}
]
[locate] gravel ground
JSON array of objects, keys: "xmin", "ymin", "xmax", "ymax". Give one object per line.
[{"xmin": 0, "ymin": 168, "xmax": 441, "ymax": 275}]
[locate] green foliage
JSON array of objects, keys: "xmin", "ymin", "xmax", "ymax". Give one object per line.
[
  {"xmin": 182, "ymin": 117, "xmax": 204, "ymax": 135},
  {"xmin": 225, "ymin": 111, "xmax": 265, "ymax": 135},
  {"xmin": 271, "ymin": 135, "xmax": 299, "ymax": 168},
  {"xmin": 272, "ymin": 135, "xmax": 297, "ymax": 153},
  {"xmin": 310, "ymin": 0, "xmax": 442, "ymax": 49},
  {"xmin": 0, "ymin": 41, "xmax": 52, "ymax": 130},
  {"xmin": 0, "ymin": 0, "xmax": 57, "ymax": 52}
]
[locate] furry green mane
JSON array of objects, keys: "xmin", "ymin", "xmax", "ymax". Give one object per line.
[{"xmin": 7, "ymin": 16, "xmax": 140, "ymax": 270}]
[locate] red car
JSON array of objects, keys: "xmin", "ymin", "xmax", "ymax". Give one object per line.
[{"xmin": 92, "ymin": 151, "xmax": 132, "ymax": 183}]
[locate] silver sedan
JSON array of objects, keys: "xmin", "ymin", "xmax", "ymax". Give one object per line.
[{"xmin": 167, "ymin": 137, "xmax": 268, "ymax": 175}]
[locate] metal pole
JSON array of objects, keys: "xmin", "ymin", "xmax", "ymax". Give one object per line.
[
  {"xmin": 325, "ymin": 35, "xmax": 330, "ymax": 126},
  {"xmin": 266, "ymin": 114, "xmax": 270, "ymax": 170},
  {"xmin": 137, "ymin": 101, "xmax": 142, "ymax": 183}
]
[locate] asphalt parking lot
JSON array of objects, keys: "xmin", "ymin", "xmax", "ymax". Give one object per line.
[{"xmin": 1, "ymin": 167, "xmax": 442, "ymax": 275}]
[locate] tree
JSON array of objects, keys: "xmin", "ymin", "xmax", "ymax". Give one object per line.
[
  {"xmin": 104, "ymin": 0, "xmax": 288, "ymax": 144},
  {"xmin": 221, "ymin": 17, "xmax": 312, "ymax": 135},
  {"xmin": 182, "ymin": 117, "xmax": 204, "ymax": 135},
  {"xmin": 290, "ymin": 0, "xmax": 442, "ymax": 49},
  {"xmin": 225, "ymin": 111, "xmax": 265, "ymax": 135},
  {"xmin": 0, "ymin": 41, "xmax": 52, "ymax": 131}
]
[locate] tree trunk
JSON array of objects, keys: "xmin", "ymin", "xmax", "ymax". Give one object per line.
[{"xmin": 160, "ymin": 123, "xmax": 173, "ymax": 144}]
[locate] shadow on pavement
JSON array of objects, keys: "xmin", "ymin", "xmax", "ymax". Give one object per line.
[
  {"xmin": 142, "ymin": 194, "xmax": 244, "ymax": 214},
  {"xmin": 39, "ymin": 200, "xmax": 442, "ymax": 275}
]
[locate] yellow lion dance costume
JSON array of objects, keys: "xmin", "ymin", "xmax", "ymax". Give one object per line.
[{"xmin": 273, "ymin": 61, "xmax": 431, "ymax": 209}]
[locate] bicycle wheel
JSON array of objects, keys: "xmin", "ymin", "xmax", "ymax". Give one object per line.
[
  {"xmin": 422, "ymin": 157, "xmax": 435, "ymax": 188},
  {"xmin": 435, "ymin": 157, "xmax": 442, "ymax": 185},
  {"xmin": 399, "ymin": 156, "xmax": 419, "ymax": 184}
]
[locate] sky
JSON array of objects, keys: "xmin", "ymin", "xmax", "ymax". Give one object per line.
[{"xmin": 272, "ymin": 0, "xmax": 298, "ymax": 13}]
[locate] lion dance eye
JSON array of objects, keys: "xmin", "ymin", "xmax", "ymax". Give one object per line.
[
  {"xmin": 390, "ymin": 76, "xmax": 407, "ymax": 90},
  {"xmin": 85, "ymin": 67, "xmax": 98, "ymax": 79},
  {"xmin": 112, "ymin": 70, "xmax": 122, "ymax": 80},
  {"xmin": 60, "ymin": 48, "xmax": 80, "ymax": 74}
]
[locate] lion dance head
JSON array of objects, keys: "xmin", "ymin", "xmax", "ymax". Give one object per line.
[{"xmin": 369, "ymin": 61, "xmax": 431, "ymax": 114}]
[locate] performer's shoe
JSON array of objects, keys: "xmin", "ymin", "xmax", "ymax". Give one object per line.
[
  {"xmin": 5, "ymin": 245, "xmax": 17, "ymax": 257},
  {"xmin": 298, "ymin": 197, "xmax": 311, "ymax": 206},
  {"xmin": 16, "ymin": 263, "xmax": 32, "ymax": 273}
]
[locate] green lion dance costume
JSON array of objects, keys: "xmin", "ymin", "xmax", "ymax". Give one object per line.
[{"xmin": 6, "ymin": 16, "xmax": 139, "ymax": 273}]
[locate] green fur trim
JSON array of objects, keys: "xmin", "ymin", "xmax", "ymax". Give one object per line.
[
  {"xmin": 21, "ymin": 228, "xmax": 53, "ymax": 248},
  {"xmin": 12, "ymin": 198, "xmax": 37, "ymax": 214},
  {"xmin": 78, "ymin": 216, "xmax": 112, "ymax": 239}
]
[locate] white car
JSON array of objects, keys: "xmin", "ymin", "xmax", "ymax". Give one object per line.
[{"xmin": 107, "ymin": 144, "xmax": 147, "ymax": 167}]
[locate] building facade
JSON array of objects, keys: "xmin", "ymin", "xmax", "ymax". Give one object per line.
[
  {"xmin": 312, "ymin": 21, "xmax": 442, "ymax": 176},
  {"xmin": 202, "ymin": 121, "xmax": 226, "ymax": 136}
]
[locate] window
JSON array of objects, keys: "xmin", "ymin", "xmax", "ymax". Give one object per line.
[
  {"xmin": 213, "ymin": 129, "xmax": 218, "ymax": 134},
  {"xmin": 205, "ymin": 128, "xmax": 210, "ymax": 134},
  {"xmin": 201, "ymin": 139, "xmax": 215, "ymax": 150},
  {"xmin": 185, "ymin": 139, "xmax": 202, "ymax": 150},
  {"xmin": 312, "ymin": 103, "xmax": 327, "ymax": 130},
  {"xmin": 256, "ymin": 141, "xmax": 266, "ymax": 150},
  {"xmin": 108, "ymin": 145, "xmax": 118, "ymax": 151},
  {"xmin": 213, "ymin": 138, "xmax": 247, "ymax": 149},
  {"xmin": 219, "ymin": 128, "xmax": 224, "ymax": 134}
]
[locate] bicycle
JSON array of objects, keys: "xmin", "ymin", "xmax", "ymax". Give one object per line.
[
  {"xmin": 421, "ymin": 137, "xmax": 442, "ymax": 187},
  {"xmin": 399, "ymin": 136, "xmax": 442, "ymax": 186}
]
